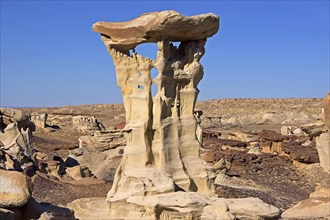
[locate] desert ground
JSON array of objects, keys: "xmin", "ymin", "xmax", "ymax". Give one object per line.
[{"xmin": 15, "ymin": 98, "xmax": 328, "ymax": 211}]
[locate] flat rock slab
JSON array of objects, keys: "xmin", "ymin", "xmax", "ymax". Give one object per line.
[
  {"xmin": 0, "ymin": 170, "xmax": 32, "ymax": 208},
  {"xmin": 93, "ymin": 10, "xmax": 219, "ymax": 50},
  {"xmin": 68, "ymin": 193, "xmax": 280, "ymax": 220},
  {"xmin": 281, "ymin": 187, "xmax": 330, "ymax": 219}
]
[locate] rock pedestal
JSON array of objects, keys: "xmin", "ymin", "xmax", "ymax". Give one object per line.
[
  {"xmin": 97, "ymin": 10, "xmax": 219, "ymax": 202},
  {"xmin": 68, "ymin": 10, "xmax": 281, "ymax": 219}
]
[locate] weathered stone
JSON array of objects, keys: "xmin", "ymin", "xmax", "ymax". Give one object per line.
[
  {"xmin": 93, "ymin": 10, "xmax": 219, "ymax": 50},
  {"xmin": 65, "ymin": 165, "xmax": 92, "ymax": 180},
  {"xmin": 300, "ymin": 121, "xmax": 327, "ymax": 137},
  {"xmin": 247, "ymin": 145, "xmax": 262, "ymax": 155},
  {"xmin": 201, "ymin": 203, "xmax": 234, "ymax": 220},
  {"xmin": 0, "ymin": 108, "xmax": 34, "ymax": 131},
  {"xmin": 293, "ymin": 128, "xmax": 308, "ymax": 136},
  {"xmin": 282, "ymin": 187, "xmax": 330, "ymax": 219},
  {"xmin": 280, "ymin": 126, "xmax": 296, "ymax": 135},
  {"xmin": 67, "ymin": 197, "xmax": 109, "ymax": 220},
  {"xmin": 283, "ymin": 143, "xmax": 319, "ymax": 164},
  {"xmin": 271, "ymin": 142, "xmax": 283, "ymax": 154},
  {"xmin": 78, "ymin": 130, "xmax": 125, "ymax": 151},
  {"xmin": 316, "ymin": 132, "xmax": 330, "ymax": 172},
  {"xmin": 68, "ymin": 193, "xmax": 280, "ymax": 220},
  {"xmin": 324, "ymin": 92, "xmax": 330, "ymax": 129},
  {"xmin": 222, "ymin": 197, "xmax": 280, "ymax": 219},
  {"xmin": 259, "ymin": 130, "xmax": 285, "ymax": 142},
  {"xmin": 30, "ymin": 112, "xmax": 48, "ymax": 129},
  {"xmin": 0, "ymin": 122, "xmax": 35, "ymax": 173},
  {"xmin": 99, "ymin": 13, "xmax": 216, "ymax": 200},
  {"xmin": 0, "ymin": 170, "xmax": 32, "ymax": 208},
  {"xmin": 76, "ymin": 10, "xmax": 281, "ymax": 220},
  {"xmin": 72, "ymin": 115, "xmax": 105, "ymax": 132},
  {"xmin": 70, "ymin": 147, "xmax": 122, "ymax": 182}
]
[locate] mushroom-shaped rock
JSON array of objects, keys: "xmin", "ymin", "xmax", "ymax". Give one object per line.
[{"xmin": 92, "ymin": 10, "xmax": 219, "ymax": 50}]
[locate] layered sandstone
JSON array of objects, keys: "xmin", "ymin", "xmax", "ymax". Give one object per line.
[
  {"xmin": 92, "ymin": 10, "xmax": 219, "ymax": 50},
  {"xmin": 69, "ymin": 10, "xmax": 281, "ymax": 219}
]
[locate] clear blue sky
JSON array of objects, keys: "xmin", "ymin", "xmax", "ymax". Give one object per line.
[{"xmin": 1, "ymin": 1, "xmax": 329, "ymax": 107}]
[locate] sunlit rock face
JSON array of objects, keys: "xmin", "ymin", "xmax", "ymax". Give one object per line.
[
  {"xmin": 92, "ymin": 10, "xmax": 219, "ymax": 50},
  {"xmin": 93, "ymin": 10, "xmax": 219, "ymax": 202},
  {"xmin": 65, "ymin": 10, "xmax": 281, "ymax": 220}
]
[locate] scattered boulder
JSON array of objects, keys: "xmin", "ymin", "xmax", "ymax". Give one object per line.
[
  {"xmin": 30, "ymin": 112, "xmax": 47, "ymax": 129},
  {"xmin": 300, "ymin": 121, "xmax": 327, "ymax": 137},
  {"xmin": 65, "ymin": 164, "xmax": 93, "ymax": 180},
  {"xmin": 70, "ymin": 146, "xmax": 123, "ymax": 182},
  {"xmin": 72, "ymin": 115, "xmax": 105, "ymax": 132},
  {"xmin": 316, "ymin": 128, "xmax": 330, "ymax": 172},
  {"xmin": 0, "ymin": 170, "xmax": 33, "ymax": 208},
  {"xmin": 283, "ymin": 142, "xmax": 319, "ymax": 164},
  {"xmin": 280, "ymin": 126, "xmax": 297, "ymax": 135},
  {"xmin": 0, "ymin": 122, "xmax": 35, "ymax": 174},
  {"xmin": 78, "ymin": 130, "xmax": 125, "ymax": 151},
  {"xmin": 259, "ymin": 130, "xmax": 285, "ymax": 142},
  {"xmin": 0, "ymin": 108, "xmax": 34, "ymax": 131},
  {"xmin": 68, "ymin": 193, "xmax": 280, "ymax": 220}
]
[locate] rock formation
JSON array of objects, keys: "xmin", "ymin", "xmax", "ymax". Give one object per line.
[
  {"xmin": 30, "ymin": 112, "xmax": 47, "ymax": 129},
  {"xmin": 316, "ymin": 92, "xmax": 330, "ymax": 173},
  {"xmin": 92, "ymin": 10, "xmax": 219, "ymax": 50},
  {"xmin": 0, "ymin": 108, "xmax": 34, "ymax": 131},
  {"xmin": 0, "ymin": 108, "xmax": 35, "ymax": 174},
  {"xmin": 0, "ymin": 169, "xmax": 33, "ymax": 208},
  {"xmin": 68, "ymin": 10, "xmax": 281, "ymax": 219},
  {"xmin": 72, "ymin": 115, "xmax": 105, "ymax": 132},
  {"xmin": 96, "ymin": 10, "xmax": 218, "ymax": 201},
  {"xmin": 282, "ymin": 92, "xmax": 330, "ymax": 218},
  {"xmin": 0, "ymin": 108, "xmax": 76, "ymax": 219}
]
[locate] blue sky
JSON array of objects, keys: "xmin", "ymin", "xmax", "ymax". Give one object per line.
[{"xmin": 1, "ymin": 1, "xmax": 329, "ymax": 107}]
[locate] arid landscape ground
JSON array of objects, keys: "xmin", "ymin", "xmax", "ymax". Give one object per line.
[{"xmin": 16, "ymin": 98, "xmax": 328, "ymax": 213}]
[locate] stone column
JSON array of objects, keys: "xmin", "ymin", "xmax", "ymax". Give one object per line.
[{"xmin": 93, "ymin": 10, "xmax": 220, "ymax": 202}]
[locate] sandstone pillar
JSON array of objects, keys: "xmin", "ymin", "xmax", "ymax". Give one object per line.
[{"xmin": 93, "ymin": 10, "xmax": 219, "ymax": 202}]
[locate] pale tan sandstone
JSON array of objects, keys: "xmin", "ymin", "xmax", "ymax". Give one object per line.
[
  {"xmin": 0, "ymin": 122, "xmax": 35, "ymax": 173},
  {"xmin": 65, "ymin": 164, "xmax": 92, "ymax": 180},
  {"xmin": 282, "ymin": 187, "xmax": 330, "ymax": 219},
  {"xmin": 69, "ymin": 194, "xmax": 280, "ymax": 220},
  {"xmin": 68, "ymin": 10, "xmax": 280, "ymax": 220},
  {"xmin": 316, "ymin": 92, "xmax": 330, "ymax": 173},
  {"xmin": 0, "ymin": 108, "xmax": 32, "ymax": 131},
  {"xmin": 92, "ymin": 10, "xmax": 219, "ymax": 50},
  {"xmin": 78, "ymin": 129, "xmax": 125, "ymax": 151},
  {"xmin": 72, "ymin": 115, "xmax": 105, "ymax": 132},
  {"xmin": 0, "ymin": 170, "xmax": 32, "ymax": 208},
  {"xmin": 324, "ymin": 92, "xmax": 330, "ymax": 129},
  {"xmin": 99, "ymin": 13, "xmax": 217, "ymax": 200},
  {"xmin": 283, "ymin": 92, "xmax": 330, "ymax": 218},
  {"xmin": 316, "ymin": 132, "xmax": 330, "ymax": 173},
  {"xmin": 30, "ymin": 112, "xmax": 47, "ymax": 129}
]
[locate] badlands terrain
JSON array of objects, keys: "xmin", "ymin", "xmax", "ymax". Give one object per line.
[
  {"xmin": 1, "ymin": 97, "xmax": 329, "ymax": 219},
  {"xmin": 21, "ymin": 98, "xmax": 328, "ymax": 207}
]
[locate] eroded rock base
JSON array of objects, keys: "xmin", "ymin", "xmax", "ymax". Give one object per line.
[{"xmin": 68, "ymin": 192, "xmax": 280, "ymax": 220}]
